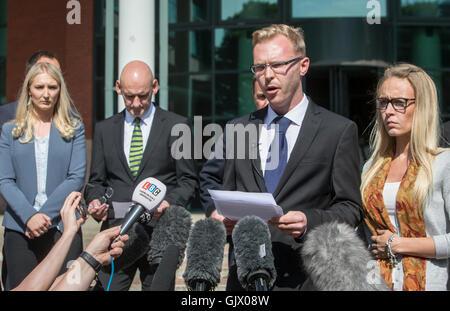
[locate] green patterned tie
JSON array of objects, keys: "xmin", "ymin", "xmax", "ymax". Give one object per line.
[{"xmin": 129, "ymin": 118, "xmax": 143, "ymax": 177}]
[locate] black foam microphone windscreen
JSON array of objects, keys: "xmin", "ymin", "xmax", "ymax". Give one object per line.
[
  {"xmin": 147, "ymin": 205, "xmax": 192, "ymax": 268},
  {"xmin": 300, "ymin": 221, "xmax": 391, "ymax": 291},
  {"xmin": 232, "ymin": 216, "xmax": 277, "ymax": 291},
  {"xmin": 183, "ymin": 218, "xmax": 226, "ymax": 291},
  {"xmin": 102, "ymin": 222, "xmax": 151, "ymax": 273},
  {"xmin": 149, "ymin": 244, "xmax": 180, "ymax": 291}
]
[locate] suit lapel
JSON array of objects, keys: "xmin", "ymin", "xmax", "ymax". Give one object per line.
[
  {"xmin": 248, "ymin": 108, "xmax": 266, "ymax": 191},
  {"xmin": 273, "ymin": 99, "xmax": 322, "ymax": 197},
  {"xmin": 114, "ymin": 111, "xmax": 134, "ymax": 180}
]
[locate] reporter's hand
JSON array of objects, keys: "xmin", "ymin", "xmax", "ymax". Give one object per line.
[
  {"xmin": 269, "ymin": 211, "xmax": 307, "ymax": 238},
  {"xmin": 84, "ymin": 226, "xmax": 129, "ymax": 266},
  {"xmin": 26, "ymin": 213, "xmax": 51, "ymax": 239},
  {"xmin": 60, "ymin": 192, "xmax": 88, "ymax": 235},
  {"xmin": 87, "ymin": 199, "xmax": 109, "ymax": 221},
  {"xmin": 210, "ymin": 209, "xmax": 236, "ymax": 235},
  {"xmin": 152, "ymin": 200, "xmax": 170, "ymax": 220}
]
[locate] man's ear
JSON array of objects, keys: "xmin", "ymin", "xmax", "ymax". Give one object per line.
[
  {"xmin": 152, "ymin": 79, "xmax": 159, "ymax": 95},
  {"xmin": 115, "ymin": 80, "xmax": 122, "ymax": 94},
  {"xmin": 300, "ymin": 57, "xmax": 310, "ymax": 77}
]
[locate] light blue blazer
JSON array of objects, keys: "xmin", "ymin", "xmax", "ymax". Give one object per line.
[{"xmin": 0, "ymin": 121, "xmax": 86, "ymax": 233}]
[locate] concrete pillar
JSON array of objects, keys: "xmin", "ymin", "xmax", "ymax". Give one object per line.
[{"xmin": 117, "ymin": 0, "xmax": 155, "ymax": 111}]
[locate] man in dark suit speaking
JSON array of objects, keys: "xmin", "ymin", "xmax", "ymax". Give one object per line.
[
  {"xmin": 84, "ymin": 60, "xmax": 198, "ymax": 291},
  {"xmin": 215, "ymin": 24, "xmax": 363, "ymax": 290}
]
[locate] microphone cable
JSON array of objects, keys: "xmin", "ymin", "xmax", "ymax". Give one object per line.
[{"xmin": 106, "ymin": 256, "xmax": 114, "ymax": 291}]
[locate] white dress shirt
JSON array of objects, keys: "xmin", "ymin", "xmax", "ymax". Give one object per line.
[
  {"xmin": 259, "ymin": 95, "xmax": 309, "ymax": 174},
  {"xmin": 383, "ymin": 181, "xmax": 404, "ymax": 291},
  {"xmin": 123, "ymin": 102, "xmax": 155, "ymax": 166}
]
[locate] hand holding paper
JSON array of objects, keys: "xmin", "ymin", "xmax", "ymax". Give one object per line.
[{"xmin": 208, "ymin": 190, "xmax": 284, "ymax": 221}]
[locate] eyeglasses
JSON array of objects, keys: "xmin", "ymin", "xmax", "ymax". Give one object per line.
[
  {"xmin": 250, "ymin": 56, "xmax": 303, "ymax": 75},
  {"xmin": 376, "ymin": 97, "xmax": 415, "ymax": 113}
]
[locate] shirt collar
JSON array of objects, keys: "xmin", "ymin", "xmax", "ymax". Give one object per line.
[
  {"xmin": 125, "ymin": 102, "xmax": 154, "ymax": 125},
  {"xmin": 265, "ymin": 94, "xmax": 309, "ymax": 126}
]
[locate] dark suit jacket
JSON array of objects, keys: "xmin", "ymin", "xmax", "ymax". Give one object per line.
[
  {"xmin": 442, "ymin": 121, "xmax": 450, "ymax": 147},
  {"xmin": 0, "ymin": 102, "xmax": 18, "ymax": 136},
  {"xmin": 199, "ymin": 136, "xmax": 225, "ymax": 217},
  {"xmin": 84, "ymin": 106, "xmax": 198, "ymax": 219},
  {"xmin": 222, "ymin": 99, "xmax": 363, "ymax": 290}
]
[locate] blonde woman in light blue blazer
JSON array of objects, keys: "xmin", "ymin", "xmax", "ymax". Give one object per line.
[{"xmin": 0, "ymin": 62, "xmax": 86, "ymax": 290}]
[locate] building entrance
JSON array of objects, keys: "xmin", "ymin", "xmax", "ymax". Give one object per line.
[{"xmin": 306, "ymin": 65, "xmax": 383, "ymax": 164}]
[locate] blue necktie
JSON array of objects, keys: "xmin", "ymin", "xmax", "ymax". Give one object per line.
[{"xmin": 264, "ymin": 116, "xmax": 291, "ymax": 194}]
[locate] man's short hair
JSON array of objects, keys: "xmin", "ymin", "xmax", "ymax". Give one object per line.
[
  {"xmin": 25, "ymin": 50, "xmax": 58, "ymax": 74},
  {"xmin": 252, "ymin": 24, "xmax": 306, "ymax": 56}
]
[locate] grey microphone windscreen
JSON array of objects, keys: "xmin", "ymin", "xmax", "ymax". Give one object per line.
[
  {"xmin": 102, "ymin": 222, "xmax": 151, "ymax": 273},
  {"xmin": 232, "ymin": 216, "xmax": 277, "ymax": 290},
  {"xmin": 300, "ymin": 221, "xmax": 391, "ymax": 291},
  {"xmin": 183, "ymin": 217, "xmax": 226, "ymax": 291},
  {"xmin": 147, "ymin": 205, "xmax": 192, "ymax": 268}
]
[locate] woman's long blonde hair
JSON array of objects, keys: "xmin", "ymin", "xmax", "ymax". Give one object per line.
[
  {"xmin": 361, "ymin": 63, "xmax": 443, "ymax": 214},
  {"xmin": 12, "ymin": 62, "xmax": 81, "ymax": 143}
]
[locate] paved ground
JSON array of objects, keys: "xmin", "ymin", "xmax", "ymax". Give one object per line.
[{"xmin": 0, "ymin": 212, "xmax": 229, "ymax": 291}]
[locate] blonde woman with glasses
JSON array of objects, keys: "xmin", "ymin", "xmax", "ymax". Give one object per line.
[
  {"xmin": 0, "ymin": 62, "xmax": 86, "ymax": 290},
  {"xmin": 361, "ymin": 63, "xmax": 450, "ymax": 291}
]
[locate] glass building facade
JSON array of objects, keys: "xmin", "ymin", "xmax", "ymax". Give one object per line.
[
  {"xmin": 2, "ymin": 0, "xmax": 450, "ymax": 144},
  {"xmin": 156, "ymin": 0, "xmax": 450, "ymax": 146}
]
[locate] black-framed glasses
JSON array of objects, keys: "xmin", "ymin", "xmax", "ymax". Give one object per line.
[
  {"xmin": 250, "ymin": 56, "xmax": 303, "ymax": 75},
  {"xmin": 376, "ymin": 97, "xmax": 416, "ymax": 113}
]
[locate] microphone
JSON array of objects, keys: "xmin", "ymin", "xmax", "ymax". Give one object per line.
[
  {"xmin": 148, "ymin": 244, "xmax": 179, "ymax": 291},
  {"xmin": 147, "ymin": 205, "xmax": 192, "ymax": 268},
  {"xmin": 183, "ymin": 218, "xmax": 226, "ymax": 291},
  {"xmin": 232, "ymin": 216, "xmax": 277, "ymax": 291},
  {"xmin": 102, "ymin": 222, "xmax": 151, "ymax": 273},
  {"xmin": 118, "ymin": 177, "xmax": 166, "ymax": 238},
  {"xmin": 300, "ymin": 221, "xmax": 391, "ymax": 291}
]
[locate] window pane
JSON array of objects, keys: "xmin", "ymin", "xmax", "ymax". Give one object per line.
[
  {"xmin": 215, "ymin": 28, "xmax": 255, "ymax": 71},
  {"xmin": 216, "ymin": 73, "xmax": 254, "ymax": 121},
  {"xmin": 169, "ymin": 0, "xmax": 209, "ymax": 23},
  {"xmin": 292, "ymin": 0, "xmax": 387, "ymax": 18},
  {"xmin": 428, "ymin": 71, "xmax": 450, "ymax": 116},
  {"xmin": 169, "ymin": 30, "xmax": 211, "ymax": 73},
  {"xmin": 397, "ymin": 27, "xmax": 450, "ymax": 68},
  {"xmin": 169, "ymin": 74, "xmax": 212, "ymax": 118},
  {"xmin": 221, "ymin": 0, "xmax": 278, "ymax": 21},
  {"xmin": 401, "ymin": 0, "xmax": 450, "ymax": 18},
  {"xmin": 304, "ymin": 67, "xmax": 331, "ymax": 111}
]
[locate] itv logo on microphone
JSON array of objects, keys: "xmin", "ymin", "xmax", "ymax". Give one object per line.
[{"xmin": 142, "ymin": 182, "xmax": 162, "ymax": 196}]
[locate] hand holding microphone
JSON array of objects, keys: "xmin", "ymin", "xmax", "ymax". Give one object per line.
[
  {"xmin": 85, "ymin": 226, "xmax": 129, "ymax": 266},
  {"xmin": 60, "ymin": 191, "xmax": 88, "ymax": 235},
  {"xmin": 117, "ymin": 177, "xmax": 167, "ymax": 239}
]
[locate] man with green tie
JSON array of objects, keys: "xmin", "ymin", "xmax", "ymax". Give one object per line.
[{"xmin": 84, "ymin": 60, "xmax": 198, "ymax": 291}]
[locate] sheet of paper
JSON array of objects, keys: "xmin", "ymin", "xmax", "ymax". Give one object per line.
[
  {"xmin": 111, "ymin": 201, "xmax": 133, "ymax": 219},
  {"xmin": 208, "ymin": 190, "xmax": 284, "ymax": 221}
]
